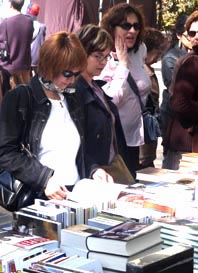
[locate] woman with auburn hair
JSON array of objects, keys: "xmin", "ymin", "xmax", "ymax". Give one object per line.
[
  {"xmin": 98, "ymin": 3, "xmax": 151, "ymax": 178},
  {"xmin": 0, "ymin": 31, "xmax": 97, "ymax": 206}
]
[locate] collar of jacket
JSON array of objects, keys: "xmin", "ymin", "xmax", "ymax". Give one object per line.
[{"xmin": 76, "ymin": 75, "xmax": 113, "ymax": 103}]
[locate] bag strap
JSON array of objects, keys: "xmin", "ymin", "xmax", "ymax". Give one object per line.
[{"xmin": 127, "ymin": 72, "xmax": 145, "ymax": 112}]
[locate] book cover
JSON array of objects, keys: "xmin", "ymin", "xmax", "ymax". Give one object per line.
[
  {"xmin": 0, "ymin": 231, "xmax": 58, "ymax": 251},
  {"xmin": 13, "ymin": 211, "xmax": 62, "ymax": 243},
  {"xmin": 61, "ymin": 224, "xmax": 102, "ymax": 250},
  {"xmin": 87, "ymin": 216, "xmax": 123, "ymax": 230},
  {"xmin": 126, "ymin": 244, "xmax": 194, "ymax": 273},
  {"xmin": 86, "ymin": 221, "xmax": 161, "ymax": 256},
  {"xmin": 88, "ymin": 242, "xmax": 162, "ymax": 271}
]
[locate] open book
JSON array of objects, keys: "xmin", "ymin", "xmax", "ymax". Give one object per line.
[{"xmin": 68, "ymin": 179, "xmax": 126, "ymax": 204}]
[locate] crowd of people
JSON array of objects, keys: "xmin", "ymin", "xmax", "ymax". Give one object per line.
[{"xmin": 0, "ymin": 0, "xmax": 197, "ymax": 205}]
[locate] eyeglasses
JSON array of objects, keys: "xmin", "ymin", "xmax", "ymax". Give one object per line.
[
  {"xmin": 62, "ymin": 70, "xmax": 80, "ymax": 78},
  {"xmin": 91, "ymin": 53, "xmax": 111, "ymax": 63},
  {"xmin": 118, "ymin": 22, "xmax": 140, "ymax": 31},
  {"xmin": 188, "ymin": 30, "xmax": 198, "ymax": 38}
]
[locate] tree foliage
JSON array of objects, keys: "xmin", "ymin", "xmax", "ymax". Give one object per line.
[{"xmin": 157, "ymin": 0, "xmax": 198, "ymax": 30}]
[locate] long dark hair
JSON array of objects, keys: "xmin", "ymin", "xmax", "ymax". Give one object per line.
[{"xmin": 100, "ymin": 3, "xmax": 145, "ymax": 53}]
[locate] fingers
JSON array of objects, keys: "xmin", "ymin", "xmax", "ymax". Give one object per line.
[{"xmin": 92, "ymin": 168, "xmax": 114, "ymax": 183}]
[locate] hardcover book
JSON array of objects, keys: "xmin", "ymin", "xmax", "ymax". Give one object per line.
[
  {"xmin": 61, "ymin": 224, "xmax": 102, "ymax": 250},
  {"xmin": 88, "ymin": 242, "xmax": 162, "ymax": 271},
  {"xmin": 86, "ymin": 221, "xmax": 161, "ymax": 256},
  {"xmin": 126, "ymin": 244, "xmax": 194, "ymax": 273}
]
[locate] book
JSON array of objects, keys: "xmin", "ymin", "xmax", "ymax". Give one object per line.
[
  {"xmin": 87, "ymin": 216, "xmax": 124, "ymax": 229},
  {"xmin": 136, "ymin": 167, "xmax": 195, "ymax": 183},
  {"xmin": 20, "ymin": 203, "xmax": 68, "ymax": 227},
  {"xmin": 61, "ymin": 224, "xmax": 102, "ymax": 250},
  {"xmin": 86, "ymin": 221, "xmax": 161, "ymax": 256},
  {"xmin": 87, "ymin": 242, "xmax": 162, "ymax": 271},
  {"xmin": 126, "ymin": 244, "xmax": 194, "ymax": 273},
  {"xmin": 0, "ymin": 230, "xmax": 59, "ymax": 250},
  {"xmin": 13, "ymin": 210, "xmax": 62, "ymax": 243},
  {"xmin": 181, "ymin": 153, "xmax": 198, "ymax": 162},
  {"xmin": 60, "ymin": 245, "xmax": 88, "ymax": 258}
]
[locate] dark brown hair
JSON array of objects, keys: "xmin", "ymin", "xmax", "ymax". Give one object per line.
[
  {"xmin": 144, "ymin": 27, "xmax": 167, "ymax": 53},
  {"xmin": 185, "ymin": 10, "xmax": 198, "ymax": 32},
  {"xmin": 38, "ymin": 31, "xmax": 87, "ymax": 81},
  {"xmin": 100, "ymin": 3, "xmax": 145, "ymax": 53},
  {"xmin": 77, "ymin": 24, "xmax": 113, "ymax": 56}
]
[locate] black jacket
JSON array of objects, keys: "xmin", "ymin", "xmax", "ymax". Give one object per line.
[
  {"xmin": 0, "ymin": 76, "xmax": 87, "ymax": 195},
  {"xmin": 74, "ymin": 75, "xmax": 128, "ymax": 176}
]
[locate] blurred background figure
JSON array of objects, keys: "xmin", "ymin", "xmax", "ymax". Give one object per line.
[
  {"xmin": 139, "ymin": 27, "xmax": 167, "ymax": 168},
  {"xmin": 160, "ymin": 13, "xmax": 192, "ymax": 169},
  {"xmin": 26, "ymin": 2, "xmax": 46, "ymax": 75},
  {"xmin": 0, "ymin": 0, "xmax": 33, "ymax": 93},
  {"xmin": 168, "ymin": 11, "xmax": 198, "ymax": 163}
]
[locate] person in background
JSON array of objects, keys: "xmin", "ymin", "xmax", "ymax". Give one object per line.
[
  {"xmin": 164, "ymin": 11, "xmax": 198, "ymax": 169},
  {"xmin": 139, "ymin": 27, "xmax": 167, "ymax": 168},
  {"xmin": 0, "ymin": 0, "xmax": 33, "ymax": 92},
  {"xmin": 160, "ymin": 13, "xmax": 192, "ymax": 169},
  {"xmin": 0, "ymin": 31, "xmax": 99, "ymax": 204},
  {"xmin": 74, "ymin": 24, "xmax": 130, "ymax": 182},
  {"xmin": 26, "ymin": 2, "xmax": 46, "ymax": 75},
  {"xmin": 98, "ymin": 3, "xmax": 151, "ymax": 178}
]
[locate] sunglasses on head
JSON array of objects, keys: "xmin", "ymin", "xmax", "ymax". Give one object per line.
[
  {"xmin": 118, "ymin": 22, "xmax": 141, "ymax": 31},
  {"xmin": 62, "ymin": 70, "xmax": 80, "ymax": 78},
  {"xmin": 188, "ymin": 30, "xmax": 198, "ymax": 38}
]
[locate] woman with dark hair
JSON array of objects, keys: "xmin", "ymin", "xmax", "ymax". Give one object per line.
[
  {"xmin": 98, "ymin": 3, "xmax": 151, "ymax": 177},
  {"xmin": 0, "ymin": 31, "xmax": 90, "ymax": 204},
  {"xmin": 160, "ymin": 13, "xmax": 192, "ymax": 169},
  {"xmin": 74, "ymin": 24, "xmax": 132, "ymax": 183}
]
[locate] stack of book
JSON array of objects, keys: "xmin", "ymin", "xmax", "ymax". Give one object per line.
[
  {"xmin": 180, "ymin": 153, "xmax": 198, "ymax": 170},
  {"xmin": 23, "ymin": 250, "xmax": 103, "ymax": 273},
  {"xmin": 127, "ymin": 244, "xmax": 194, "ymax": 273},
  {"xmin": 60, "ymin": 224, "xmax": 102, "ymax": 258},
  {"xmin": 86, "ymin": 221, "xmax": 162, "ymax": 272},
  {"xmin": 156, "ymin": 218, "xmax": 198, "ymax": 272},
  {"xmin": 0, "ymin": 229, "xmax": 59, "ymax": 272}
]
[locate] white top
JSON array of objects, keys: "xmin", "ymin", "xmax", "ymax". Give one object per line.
[
  {"xmin": 38, "ymin": 94, "xmax": 80, "ymax": 186},
  {"xmin": 98, "ymin": 43, "xmax": 151, "ymax": 146}
]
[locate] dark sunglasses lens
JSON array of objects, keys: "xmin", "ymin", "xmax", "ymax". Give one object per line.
[
  {"xmin": 63, "ymin": 71, "xmax": 80, "ymax": 78},
  {"xmin": 120, "ymin": 23, "xmax": 140, "ymax": 31},
  {"xmin": 121, "ymin": 23, "xmax": 132, "ymax": 30},
  {"xmin": 188, "ymin": 31, "xmax": 196, "ymax": 37},
  {"xmin": 133, "ymin": 23, "xmax": 140, "ymax": 30}
]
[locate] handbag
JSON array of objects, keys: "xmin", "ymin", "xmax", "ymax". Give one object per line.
[
  {"xmin": 0, "ymin": 85, "xmax": 36, "ymax": 212},
  {"xmin": 102, "ymin": 118, "xmax": 135, "ymax": 185},
  {"xmin": 0, "ymin": 19, "xmax": 10, "ymax": 61},
  {"xmin": 102, "ymin": 153, "xmax": 135, "ymax": 185},
  {"xmin": 127, "ymin": 73, "xmax": 161, "ymax": 144}
]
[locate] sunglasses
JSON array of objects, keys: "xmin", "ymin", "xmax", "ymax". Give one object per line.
[
  {"xmin": 188, "ymin": 30, "xmax": 198, "ymax": 38},
  {"xmin": 118, "ymin": 22, "xmax": 141, "ymax": 31},
  {"xmin": 62, "ymin": 70, "xmax": 80, "ymax": 78}
]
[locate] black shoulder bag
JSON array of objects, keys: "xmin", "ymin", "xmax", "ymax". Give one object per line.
[
  {"xmin": 127, "ymin": 73, "xmax": 161, "ymax": 144},
  {"xmin": 0, "ymin": 85, "xmax": 36, "ymax": 212}
]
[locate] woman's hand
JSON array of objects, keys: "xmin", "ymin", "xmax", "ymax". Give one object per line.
[
  {"xmin": 92, "ymin": 168, "xmax": 114, "ymax": 183},
  {"xmin": 44, "ymin": 178, "xmax": 69, "ymax": 200},
  {"xmin": 115, "ymin": 35, "xmax": 128, "ymax": 67}
]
